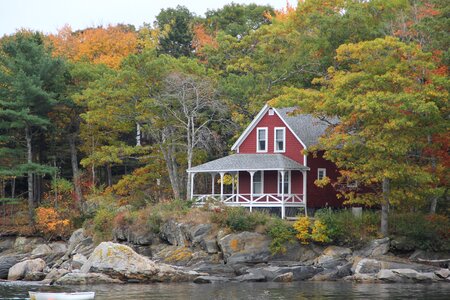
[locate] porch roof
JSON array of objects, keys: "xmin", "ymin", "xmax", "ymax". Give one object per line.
[{"xmin": 188, "ymin": 154, "xmax": 309, "ymax": 173}]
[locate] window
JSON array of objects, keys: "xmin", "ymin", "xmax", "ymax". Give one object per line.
[
  {"xmin": 268, "ymin": 108, "xmax": 274, "ymax": 116},
  {"xmin": 253, "ymin": 171, "xmax": 263, "ymax": 194},
  {"xmin": 347, "ymin": 180, "xmax": 358, "ymax": 188},
  {"xmin": 256, "ymin": 127, "xmax": 268, "ymax": 152},
  {"xmin": 317, "ymin": 168, "xmax": 326, "ymax": 180},
  {"xmin": 278, "ymin": 171, "xmax": 290, "ymax": 195},
  {"xmin": 274, "ymin": 127, "xmax": 286, "ymax": 152}
]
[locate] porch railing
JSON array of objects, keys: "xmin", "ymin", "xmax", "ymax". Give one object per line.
[{"xmin": 192, "ymin": 193, "xmax": 305, "ymax": 207}]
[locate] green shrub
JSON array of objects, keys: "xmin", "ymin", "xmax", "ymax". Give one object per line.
[
  {"xmin": 210, "ymin": 207, "xmax": 270, "ymax": 232},
  {"xmin": 93, "ymin": 208, "xmax": 117, "ymax": 242},
  {"xmin": 315, "ymin": 208, "xmax": 380, "ymax": 246},
  {"xmin": 389, "ymin": 212, "xmax": 450, "ymax": 251},
  {"xmin": 266, "ymin": 218, "xmax": 296, "ymax": 254}
]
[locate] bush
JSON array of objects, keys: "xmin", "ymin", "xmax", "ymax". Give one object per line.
[
  {"xmin": 92, "ymin": 208, "xmax": 117, "ymax": 242},
  {"xmin": 210, "ymin": 207, "xmax": 270, "ymax": 232},
  {"xmin": 314, "ymin": 208, "xmax": 380, "ymax": 246},
  {"xmin": 266, "ymin": 218, "xmax": 296, "ymax": 254},
  {"xmin": 389, "ymin": 212, "xmax": 450, "ymax": 251},
  {"xmin": 35, "ymin": 207, "xmax": 71, "ymax": 239},
  {"xmin": 293, "ymin": 216, "xmax": 331, "ymax": 244}
]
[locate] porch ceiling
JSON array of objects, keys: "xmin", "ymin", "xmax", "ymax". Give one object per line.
[{"xmin": 187, "ymin": 154, "xmax": 309, "ymax": 173}]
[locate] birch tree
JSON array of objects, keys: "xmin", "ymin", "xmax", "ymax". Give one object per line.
[{"xmin": 158, "ymin": 72, "xmax": 226, "ymax": 199}]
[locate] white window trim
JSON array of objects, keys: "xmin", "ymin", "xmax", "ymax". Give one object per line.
[
  {"xmin": 256, "ymin": 127, "xmax": 268, "ymax": 153},
  {"xmin": 277, "ymin": 170, "xmax": 291, "ymax": 195},
  {"xmin": 274, "ymin": 127, "xmax": 286, "ymax": 153},
  {"xmin": 347, "ymin": 180, "xmax": 358, "ymax": 188},
  {"xmin": 317, "ymin": 168, "xmax": 326, "ymax": 180},
  {"xmin": 253, "ymin": 170, "xmax": 264, "ymax": 195}
]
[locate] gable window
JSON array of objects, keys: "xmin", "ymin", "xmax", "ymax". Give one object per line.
[
  {"xmin": 274, "ymin": 127, "xmax": 286, "ymax": 152},
  {"xmin": 253, "ymin": 171, "xmax": 263, "ymax": 194},
  {"xmin": 278, "ymin": 171, "xmax": 290, "ymax": 195},
  {"xmin": 256, "ymin": 127, "xmax": 268, "ymax": 152},
  {"xmin": 317, "ymin": 168, "xmax": 326, "ymax": 180}
]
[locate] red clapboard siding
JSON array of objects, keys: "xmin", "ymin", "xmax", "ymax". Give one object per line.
[
  {"xmin": 238, "ymin": 110, "xmax": 305, "ymax": 165},
  {"xmin": 307, "ymin": 151, "xmax": 343, "ymax": 208}
]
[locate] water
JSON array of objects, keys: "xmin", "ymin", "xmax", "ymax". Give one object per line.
[{"xmin": 1, "ymin": 281, "xmax": 450, "ymax": 299}]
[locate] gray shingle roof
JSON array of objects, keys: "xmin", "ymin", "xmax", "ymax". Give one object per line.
[
  {"xmin": 188, "ymin": 154, "xmax": 309, "ymax": 173},
  {"xmin": 276, "ymin": 107, "xmax": 334, "ymax": 147}
]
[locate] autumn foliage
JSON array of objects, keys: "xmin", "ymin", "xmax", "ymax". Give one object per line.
[
  {"xmin": 48, "ymin": 25, "xmax": 138, "ymax": 68},
  {"xmin": 35, "ymin": 207, "xmax": 71, "ymax": 238}
]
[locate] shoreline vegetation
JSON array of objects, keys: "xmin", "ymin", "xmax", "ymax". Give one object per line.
[
  {"xmin": 0, "ymin": 203, "xmax": 449, "ymax": 285},
  {"xmin": 0, "ymin": 0, "xmax": 449, "ymax": 291}
]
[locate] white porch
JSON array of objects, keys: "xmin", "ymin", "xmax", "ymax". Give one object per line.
[{"xmin": 187, "ymin": 154, "xmax": 309, "ymax": 218}]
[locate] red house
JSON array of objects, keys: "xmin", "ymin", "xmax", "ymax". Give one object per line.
[{"xmin": 188, "ymin": 104, "xmax": 343, "ymax": 218}]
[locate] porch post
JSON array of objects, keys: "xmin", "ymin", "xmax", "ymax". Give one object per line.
[
  {"xmin": 231, "ymin": 172, "xmax": 235, "ymax": 201},
  {"xmin": 236, "ymin": 172, "xmax": 240, "ymax": 203},
  {"xmin": 220, "ymin": 172, "xmax": 225, "ymax": 201},
  {"xmin": 211, "ymin": 173, "xmax": 216, "ymax": 196},
  {"xmin": 302, "ymin": 170, "xmax": 307, "ymax": 217},
  {"xmin": 190, "ymin": 172, "xmax": 195, "ymax": 200},
  {"xmin": 249, "ymin": 171, "xmax": 255, "ymax": 212},
  {"xmin": 281, "ymin": 170, "xmax": 285, "ymax": 219}
]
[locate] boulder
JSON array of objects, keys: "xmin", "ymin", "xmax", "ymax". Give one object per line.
[
  {"xmin": 273, "ymin": 272, "xmax": 293, "ymax": 282},
  {"xmin": 314, "ymin": 246, "xmax": 351, "ymax": 268},
  {"xmin": 49, "ymin": 242, "xmax": 68, "ymax": 254},
  {"xmin": 244, "ymin": 265, "xmax": 322, "ymax": 281},
  {"xmin": 0, "ymin": 237, "xmax": 15, "ymax": 253},
  {"xmin": 114, "ymin": 227, "xmax": 158, "ymax": 246},
  {"xmin": 377, "ymin": 269, "xmax": 397, "ymax": 282},
  {"xmin": 390, "ymin": 237, "xmax": 416, "ymax": 252},
  {"xmin": 23, "ymin": 271, "xmax": 45, "ymax": 281},
  {"xmin": 71, "ymin": 253, "xmax": 88, "ymax": 269},
  {"xmin": 0, "ymin": 254, "xmax": 23, "ymax": 279},
  {"xmin": 42, "ymin": 268, "xmax": 70, "ymax": 284},
  {"xmin": 188, "ymin": 224, "xmax": 212, "ymax": 245},
  {"xmin": 13, "ymin": 237, "xmax": 45, "ymax": 253},
  {"xmin": 190, "ymin": 263, "xmax": 236, "ymax": 276},
  {"xmin": 80, "ymin": 242, "xmax": 198, "ymax": 282},
  {"xmin": 31, "ymin": 244, "xmax": 52, "ymax": 256},
  {"xmin": 218, "ymin": 232, "xmax": 271, "ymax": 264},
  {"xmin": 311, "ymin": 262, "xmax": 353, "ymax": 281},
  {"xmin": 193, "ymin": 275, "xmax": 230, "ymax": 284},
  {"xmin": 435, "ymin": 268, "xmax": 450, "ymax": 279},
  {"xmin": 271, "ymin": 243, "xmax": 323, "ymax": 263},
  {"xmin": 8, "ymin": 258, "xmax": 46, "ymax": 280},
  {"xmin": 159, "ymin": 220, "xmax": 189, "ymax": 246},
  {"xmin": 55, "ymin": 272, "xmax": 124, "ymax": 285},
  {"xmin": 358, "ymin": 238, "xmax": 390, "ymax": 257},
  {"xmin": 236, "ymin": 272, "xmax": 266, "ymax": 282},
  {"xmin": 353, "ymin": 258, "xmax": 382, "ymax": 274},
  {"xmin": 200, "ymin": 238, "xmax": 219, "ymax": 254}
]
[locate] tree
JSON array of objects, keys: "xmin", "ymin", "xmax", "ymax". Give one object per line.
[
  {"xmin": 155, "ymin": 6, "xmax": 195, "ymax": 57},
  {"xmin": 203, "ymin": 3, "xmax": 274, "ymax": 38},
  {"xmin": 0, "ymin": 31, "xmax": 66, "ymax": 225},
  {"xmin": 157, "ymin": 71, "xmax": 226, "ymax": 199},
  {"xmin": 48, "ymin": 25, "xmax": 138, "ymax": 69},
  {"xmin": 272, "ymin": 37, "xmax": 448, "ymax": 236}
]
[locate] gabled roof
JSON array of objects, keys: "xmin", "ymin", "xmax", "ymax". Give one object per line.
[
  {"xmin": 187, "ymin": 154, "xmax": 309, "ymax": 173},
  {"xmin": 231, "ymin": 104, "xmax": 333, "ymax": 151}
]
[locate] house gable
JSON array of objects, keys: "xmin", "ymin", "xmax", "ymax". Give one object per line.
[{"xmin": 235, "ymin": 106, "xmax": 306, "ymax": 165}]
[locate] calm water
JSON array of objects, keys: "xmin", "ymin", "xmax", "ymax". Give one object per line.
[{"xmin": 1, "ymin": 281, "xmax": 450, "ymax": 299}]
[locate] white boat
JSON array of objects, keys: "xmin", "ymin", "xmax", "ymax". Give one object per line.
[{"xmin": 29, "ymin": 291, "xmax": 95, "ymax": 300}]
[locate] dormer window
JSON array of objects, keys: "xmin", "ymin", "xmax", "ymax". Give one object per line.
[
  {"xmin": 274, "ymin": 127, "xmax": 286, "ymax": 152},
  {"xmin": 257, "ymin": 127, "xmax": 268, "ymax": 152}
]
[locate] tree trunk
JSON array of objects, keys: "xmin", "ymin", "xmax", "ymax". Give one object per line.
[
  {"xmin": 429, "ymin": 196, "xmax": 438, "ymax": 214},
  {"xmin": 136, "ymin": 122, "xmax": 141, "ymax": 146},
  {"xmin": 69, "ymin": 135, "xmax": 84, "ymax": 207},
  {"xmin": 25, "ymin": 126, "xmax": 35, "ymax": 227},
  {"xmin": 381, "ymin": 177, "xmax": 390, "ymax": 237},
  {"xmin": 11, "ymin": 177, "xmax": 15, "ymax": 198},
  {"xmin": 160, "ymin": 143, "xmax": 181, "ymax": 200},
  {"xmin": 106, "ymin": 164, "xmax": 112, "ymax": 187}
]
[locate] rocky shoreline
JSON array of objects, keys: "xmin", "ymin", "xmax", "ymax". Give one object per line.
[{"xmin": 1, "ymin": 220, "xmax": 449, "ymax": 285}]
